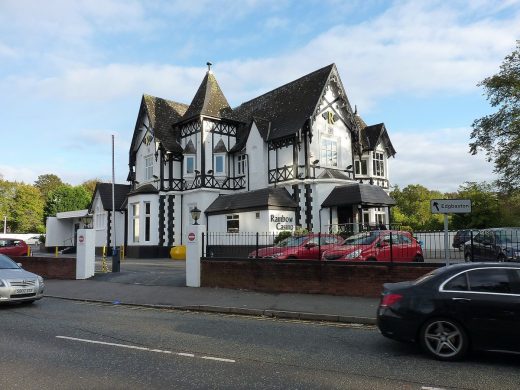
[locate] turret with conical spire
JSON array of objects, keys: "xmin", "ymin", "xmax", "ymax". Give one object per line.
[{"xmin": 181, "ymin": 62, "xmax": 232, "ymax": 121}]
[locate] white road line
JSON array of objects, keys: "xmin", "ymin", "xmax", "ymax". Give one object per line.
[
  {"xmin": 56, "ymin": 336, "xmax": 235, "ymax": 363},
  {"xmin": 421, "ymin": 386, "xmax": 447, "ymax": 390}
]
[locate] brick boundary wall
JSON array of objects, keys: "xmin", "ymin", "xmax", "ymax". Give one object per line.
[
  {"xmin": 12, "ymin": 256, "xmax": 76, "ymax": 279},
  {"xmin": 201, "ymin": 259, "xmax": 440, "ymax": 297}
]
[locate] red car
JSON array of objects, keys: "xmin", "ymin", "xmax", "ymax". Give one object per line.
[
  {"xmin": 248, "ymin": 234, "xmax": 343, "ymax": 260},
  {"xmin": 0, "ymin": 239, "xmax": 29, "ymax": 257},
  {"xmin": 322, "ymin": 230, "xmax": 424, "ymax": 262}
]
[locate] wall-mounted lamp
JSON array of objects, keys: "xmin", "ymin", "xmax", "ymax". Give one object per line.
[
  {"xmin": 345, "ymin": 165, "xmax": 353, "ymax": 171},
  {"xmin": 191, "ymin": 207, "xmax": 201, "ymax": 225}
]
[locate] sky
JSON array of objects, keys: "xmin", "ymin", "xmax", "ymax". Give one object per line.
[{"xmin": 1, "ymin": 0, "xmax": 519, "ymax": 192}]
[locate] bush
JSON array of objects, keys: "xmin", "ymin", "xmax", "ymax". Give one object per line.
[
  {"xmin": 39, "ymin": 234, "xmax": 46, "ymax": 244},
  {"xmin": 274, "ymin": 230, "xmax": 292, "ymax": 244}
]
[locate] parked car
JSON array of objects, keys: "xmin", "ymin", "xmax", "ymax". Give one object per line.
[
  {"xmin": 0, "ymin": 254, "xmax": 44, "ymax": 304},
  {"xmin": 452, "ymin": 229, "xmax": 478, "ymax": 250},
  {"xmin": 248, "ymin": 234, "xmax": 343, "ymax": 260},
  {"xmin": 25, "ymin": 236, "xmax": 41, "ymax": 245},
  {"xmin": 322, "ymin": 230, "xmax": 424, "ymax": 262},
  {"xmin": 377, "ymin": 262, "xmax": 520, "ymax": 361},
  {"xmin": 0, "ymin": 239, "xmax": 28, "ymax": 256},
  {"xmin": 464, "ymin": 228, "xmax": 520, "ymax": 262}
]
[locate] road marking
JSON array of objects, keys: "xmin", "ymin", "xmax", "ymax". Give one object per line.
[
  {"xmin": 56, "ymin": 336, "xmax": 235, "ymax": 363},
  {"xmin": 421, "ymin": 387, "xmax": 447, "ymax": 390}
]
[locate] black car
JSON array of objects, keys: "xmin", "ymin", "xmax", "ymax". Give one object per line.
[
  {"xmin": 452, "ymin": 229, "xmax": 478, "ymax": 250},
  {"xmin": 464, "ymin": 228, "xmax": 520, "ymax": 262},
  {"xmin": 377, "ymin": 263, "xmax": 520, "ymax": 361}
]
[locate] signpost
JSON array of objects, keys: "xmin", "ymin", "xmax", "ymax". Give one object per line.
[{"xmin": 430, "ymin": 199, "xmax": 472, "ymax": 265}]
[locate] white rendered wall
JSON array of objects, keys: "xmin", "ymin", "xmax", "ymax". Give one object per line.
[{"xmin": 246, "ymin": 124, "xmax": 268, "ymax": 191}]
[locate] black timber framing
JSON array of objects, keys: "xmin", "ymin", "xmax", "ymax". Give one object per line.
[
  {"xmin": 167, "ymin": 195, "xmax": 175, "ymax": 246},
  {"xmin": 304, "ymin": 184, "xmax": 313, "ymax": 231},
  {"xmin": 158, "ymin": 195, "xmax": 165, "ymax": 246}
]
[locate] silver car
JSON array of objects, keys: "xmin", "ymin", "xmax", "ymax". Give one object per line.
[{"xmin": 0, "ymin": 254, "xmax": 44, "ymax": 304}]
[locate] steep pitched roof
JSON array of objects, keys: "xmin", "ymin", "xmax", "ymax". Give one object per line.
[
  {"xmin": 130, "ymin": 95, "xmax": 188, "ymax": 167},
  {"xmin": 322, "ymin": 183, "xmax": 396, "ymax": 207},
  {"xmin": 360, "ymin": 123, "xmax": 396, "ymax": 157},
  {"xmin": 213, "ymin": 138, "xmax": 228, "ymax": 153},
  {"xmin": 230, "ymin": 64, "xmax": 336, "ymax": 141},
  {"xmin": 181, "ymin": 71, "xmax": 232, "ymax": 121},
  {"xmin": 205, "ymin": 187, "xmax": 298, "ymax": 215},
  {"xmin": 90, "ymin": 183, "xmax": 131, "ymax": 212},
  {"xmin": 317, "ymin": 169, "xmax": 349, "ymax": 180}
]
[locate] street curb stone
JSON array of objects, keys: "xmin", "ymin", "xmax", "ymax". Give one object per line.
[{"xmin": 45, "ymin": 295, "xmax": 377, "ymax": 325}]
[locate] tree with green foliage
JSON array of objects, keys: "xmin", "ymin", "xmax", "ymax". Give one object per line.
[
  {"xmin": 0, "ymin": 179, "xmax": 17, "ymax": 232},
  {"xmin": 81, "ymin": 179, "xmax": 100, "ymax": 196},
  {"xmin": 390, "ymin": 185, "xmax": 444, "ymax": 230},
  {"xmin": 43, "ymin": 185, "xmax": 91, "ymax": 219},
  {"xmin": 470, "ymin": 41, "xmax": 520, "ymax": 191},
  {"xmin": 11, "ymin": 183, "xmax": 45, "ymax": 233},
  {"xmin": 34, "ymin": 174, "xmax": 63, "ymax": 199},
  {"xmin": 451, "ymin": 182, "xmax": 501, "ymax": 229}
]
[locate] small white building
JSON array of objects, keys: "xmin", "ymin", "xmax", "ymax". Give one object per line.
[{"xmin": 125, "ymin": 63, "xmax": 397, "ymax": 257}]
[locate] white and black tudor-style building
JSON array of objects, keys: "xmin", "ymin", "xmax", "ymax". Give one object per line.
[{"xmin": 125, "ymin": 63, "xmax": 397, "ymax": 257}]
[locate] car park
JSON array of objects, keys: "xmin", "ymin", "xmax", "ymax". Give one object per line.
[
  {"xmin": 464, "ymin": 227, "xmax": 520, "ymax": 262},
  {"xmin": 452, "ymin": 229, "xmax": 479, "ymax": 250},
  {"xmin": 322, "ymin": 230, "xmax": 424, "ymax": 262},
  {"xmin": 248, "ymin": 234, "xmax": 343, "ymax": 260},
  {"xmin": 377, "ymin": 262, "xmax": 520, "ymax": 360},
  {"xmin": 0, "ymin": 239, "xmax": 29, "ymax": 256},
  {"xmin": 0, "ymin": 254, "xmax": 44, "ymax": 304}
]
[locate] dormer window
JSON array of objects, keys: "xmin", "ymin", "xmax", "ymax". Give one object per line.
[
  {"xmin": 214, "ymin": 154, "xmax": 226, "ymax": 176},
  {"xmin": 185, "ymin": 155, "xmax": 195, "ymax": 176},
  {"xmin": 373, "ymin": 152, "xmax": 385, "ymax": 177}
]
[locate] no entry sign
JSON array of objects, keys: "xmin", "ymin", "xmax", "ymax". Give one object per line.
[
  {"xmin": 188, "ymin": 232, "xmax": 196, "ymax": 241},
  {"xmin": 78, "ymin": 235, "xmax": 84, "ymax": 243}
]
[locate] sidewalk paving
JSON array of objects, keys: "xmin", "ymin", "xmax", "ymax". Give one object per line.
[{"xmin": 43, "ymin": 258, "xmax": 379, "ymax": 325}]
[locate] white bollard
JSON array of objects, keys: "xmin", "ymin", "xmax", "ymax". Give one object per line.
[{"xmin": 186, "ymin": 224, "xmax": 205, "ymax": 287}]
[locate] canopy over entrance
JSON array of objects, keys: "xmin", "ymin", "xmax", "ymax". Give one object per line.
[{"xmin": 321, "ymin": 183, "xmax": 396, "ymax": 208}]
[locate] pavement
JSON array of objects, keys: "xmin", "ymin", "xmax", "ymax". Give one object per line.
[{"xmin": 43, "ymin": 258, "xmax": 379, "ymax": 325}]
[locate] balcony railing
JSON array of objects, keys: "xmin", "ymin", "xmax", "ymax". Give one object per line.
[{"xmin": 162, "ymin": 175, "xmax": 246, "ymax": 191}]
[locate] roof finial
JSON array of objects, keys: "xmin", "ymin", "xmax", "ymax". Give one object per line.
[
  {"xmin": 354, "ymin": 105, "xmax": 358, "ymax": 115},
  {"xmin": 206, "ymin": 61, "xmax": 212, "ymax": 72}
]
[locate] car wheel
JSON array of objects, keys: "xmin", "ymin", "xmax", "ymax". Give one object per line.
[
  {"xmin": 420, "ymin": 318, "xmax": 468, "ymax": 361},
  {"xmin": 464, "ymin": 252, "xmax": 472, "ymax": 262},
  {"xmin": 414, "ymin": 254, "xmax": 424, "ymax": 262}
]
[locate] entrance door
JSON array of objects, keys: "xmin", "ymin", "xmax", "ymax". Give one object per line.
[{"xmin": 337, "ymin": 205, "xmax": 353, "ymax": 234}]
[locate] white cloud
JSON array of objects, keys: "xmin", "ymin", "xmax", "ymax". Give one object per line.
[{"xmin": 389, "ymin": 127, "xmax": 497, "ymax": 192}]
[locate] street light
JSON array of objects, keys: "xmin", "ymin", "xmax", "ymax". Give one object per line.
[{"xmin": 191, "ymin": 207, "xmax": 201, "ymax": 225}]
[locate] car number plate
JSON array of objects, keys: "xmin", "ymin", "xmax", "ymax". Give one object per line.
[{"xmin": 15, "ymin": 288, "xmax": 34, "ymax": 294}]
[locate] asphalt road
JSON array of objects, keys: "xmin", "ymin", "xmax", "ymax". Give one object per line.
[{"xmin": 1, "ymin": 298, "xmax": 520, "ymax": 389}]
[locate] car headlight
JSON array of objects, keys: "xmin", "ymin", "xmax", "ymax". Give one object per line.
[
  {"xmin": 0, "ymin": 279, "xmax": 5, "ymax": 287},
  {"xmin": 271, "ymin": 252, "xmax": 284, "ymax": 258},
  {"xmin": 37, "ymin": 276, "xmax": 44, "ymax": 284},
  {"xmin": 344, "ymin": 249, "xmax": 362, "ymax": 259}
]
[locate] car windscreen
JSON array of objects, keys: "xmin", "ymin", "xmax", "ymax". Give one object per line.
[
  {"xmin": 342, "ymin": 232, "xmax": 379, "ymax": 245},
  {"xmin": 276, "ymin": 236, "xmax": 307, "ymax": 247},
  {"xmin": 495, "ymin": 230, "xmax": 520, "ymax": 244},
  {"xmin": 0, "ymin": 254, "xmax": 20, "ymax": 269}
]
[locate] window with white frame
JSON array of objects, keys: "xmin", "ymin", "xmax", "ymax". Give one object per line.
[
  {"xmin": 132, "ymin": 203, "xmax": 140, "ymax": 243},
  {"xmin": 320, "ymin": 138, "xmax": 337, "ymax": 167},
  {"xmin": 375, "ymin": 207, "xmax": 386, "ymax": 225},
  {"xmin": 373, "ymin": 152, "xmax": 385, "ymax": 177},
  {"xmin": 95, "ymin": 204, "xmax": 105, "ymax": 230},
  {"xmin": 185, "ymin": 155, "xmax": 195, "ymax": 175},
  {"xmin": 237, "ymin": 154, "xmax": 247, "ymax": 176},
  {"xmin": 144, "ymin": 202, "xmax": 151, "ymax": 242},
  {"xmin": 355, "ymin": 159, "xmax": 368, "ymax": 176},
  {"xmin": 227, "ymin": 214, "xmax": 239, "ymax": 233},
  {"xmin": 214, "ymin": 154, "xmax": 226, "ymax": 175},
  {"xmin": 144, "ymin": 155, "xmax": 154, "ymax": 181}
]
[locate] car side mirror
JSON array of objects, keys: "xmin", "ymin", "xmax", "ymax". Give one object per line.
[
  {"xmin": 17, "ymin": 263, "xmax": 23, "ymax": 267},
  {"xmin": 378, "ymin": 241, "xmax": 389, "ymax": 248}
]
